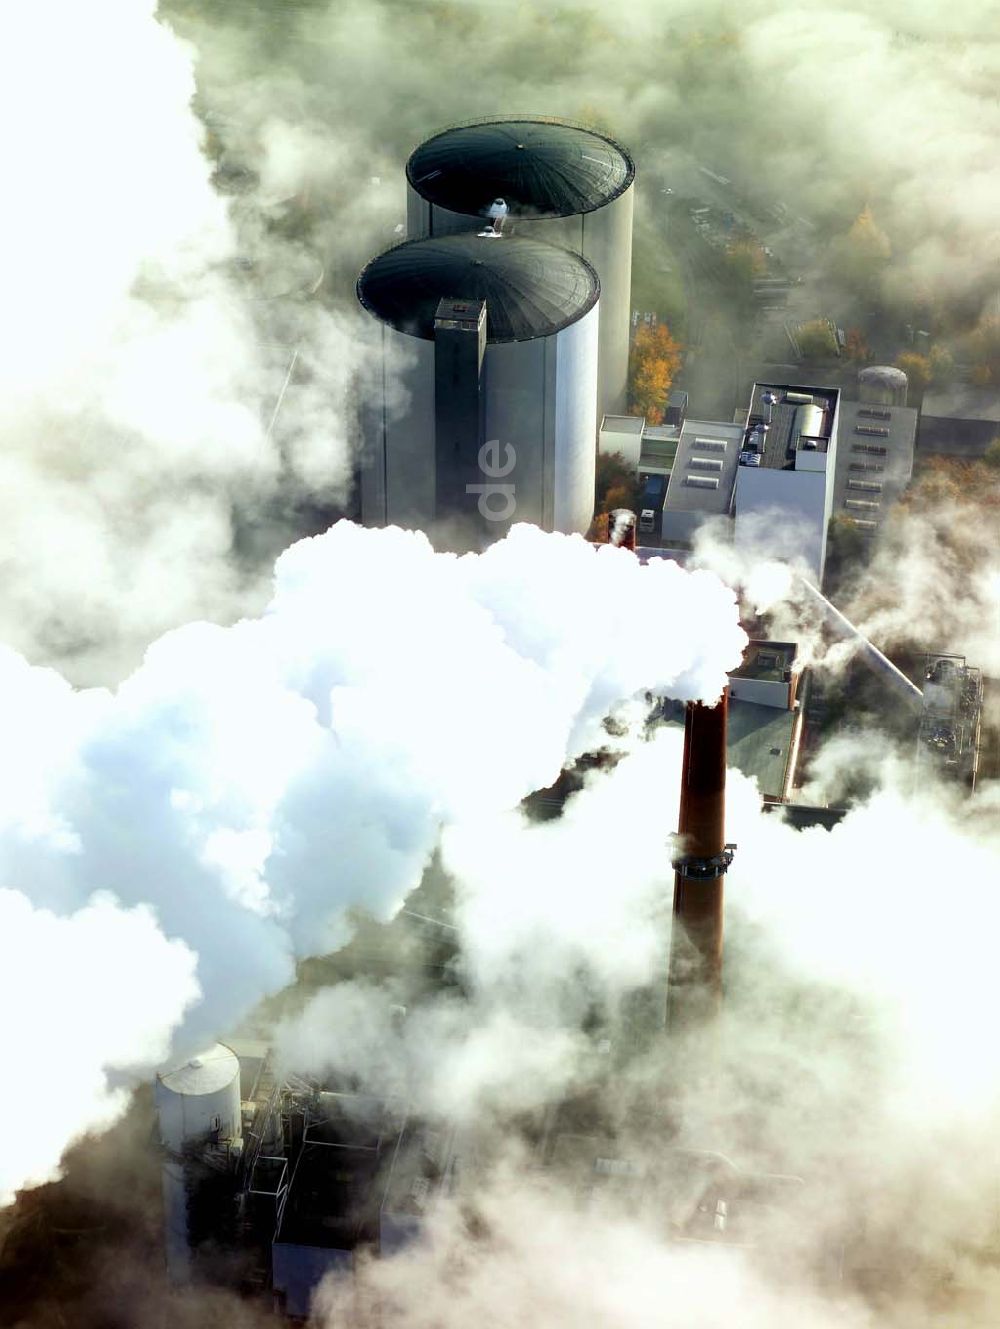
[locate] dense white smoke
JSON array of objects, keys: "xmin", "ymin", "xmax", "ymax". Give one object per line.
[
  {"xmin": 273, "ymin": 722, "xmax": 1000, "ymax": 1326},
  {"xmin": 315, "ymin": 1169, "xmax": 870, "ymax": 1329},
  {"xmin": 0, "ymin": 521, "xmax": 744, "ymax": 1202},
  {"xmin": 0, "ymin": 0, "xmax": 358, "ymax": 685}
]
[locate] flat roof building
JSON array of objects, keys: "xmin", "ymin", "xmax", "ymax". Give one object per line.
[
  {"xmin": 831, "ymin": 399, "xmax": 916, "ymax": 541},
  {"xmin": 733, "ymin": 383, "xmax": 841, "ymax": 584},
  {"xmin": 660, "ymin": 418, "xmax": 744, "ymax": 547},
  {"xmin": 919, "ymin": 385, "xmax": 1000, "ymax": 457}
]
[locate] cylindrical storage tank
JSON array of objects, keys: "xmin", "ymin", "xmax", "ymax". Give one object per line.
[
  {"xmin": 405, "ymin": 118, "xmax": 634, "ymax": 418},
  {"xmin": 155, "ymin": 1044, "xmax": 242, "ymax": 1281},
  {"xmin": 858, "ymin": 365, "xmax": 908, "ymax": 407},
  {"xmin": 357, "ymin": 233, "xmax": 600, "ymax": 548}
]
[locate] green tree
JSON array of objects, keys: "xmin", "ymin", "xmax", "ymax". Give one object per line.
[{"xmin": 796, "ymin": 319, "xmax": 839, "ymax": 362}]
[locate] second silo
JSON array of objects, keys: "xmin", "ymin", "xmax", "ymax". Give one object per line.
[
  {"xmin": 858, "ymin": 365, "xmax": 909, "ymax": 407},
  {"xmin": 357, "ymin": 233, "xmax": 600, "ymax": 548},
  {"xmin": 405, "ymin": 117, "xmax": 634, "ymax": 419}
]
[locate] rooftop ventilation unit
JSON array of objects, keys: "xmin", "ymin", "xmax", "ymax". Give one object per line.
[
  {"xmin": 849, "ymin": 461, "xmax": 884, "ymax": 473},
  {"xmin": 847, "ymin": 478, "xmax": 883, "ymax": 493},
  {"xmin": 853, "ymin": 443, "xmax": 887, "ymax": 456},
  {"xmin": 686, "ymin": 474, "xmax": 720, "ymax": 489},
  {"xmin": 854, "ymin": 424, "xmax": 890, "ymax": 438},
  {"xmin": 858, "ymin": 406, "xmax": 891, "ymax": 420},
  {"xmin": 693, "ymin": 437, "xmax": 727, "ymax": 451},
  {"xmin": 845, "ymin": 497, "xmax": 880, "ymax": 511},
  {"xmin": 689, "ymin": 457, "xmax": 724, "ymax": 472}
]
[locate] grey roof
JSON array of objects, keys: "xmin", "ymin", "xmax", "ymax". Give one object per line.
[
  {"xmin": 406, "ymin": 118, "xmax": 634, "ymax": 219},
  {"xmin": 600, "ymin": 414, "xmax": 645, "ymax": 435},
  {"xmin": 832, "ymin": 400, "xmax": 916, "ymax": 532},
  {"xmin": 662, "ymin": 419, "xmax": 744, "ymax": 517},
  {"xmin": 921, "ymin": 386, "xmax": 1000, "ymax": 423},
  {"xmin": 357, "ymin": 235, "xmax": 599, "ymax": 343}
]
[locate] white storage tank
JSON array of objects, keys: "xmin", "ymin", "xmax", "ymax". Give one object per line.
[
  {"xmin": 155, "ymin": 1043, "xmax": 242, "ymax": 1153},
  {"xmin": 858, "ymin": 365, "xmax": 908, "ymax": 407},
  {"xmin": 405, "ymin": 118, "xmax": 634, "ymax": 418},
  {"xmin": 155, "ymin": 1044, "xmax": 242, "ymax": 1280},
  {"xmin": 357, "ymin": 232, "xmax": 600, "ymax": 548}
]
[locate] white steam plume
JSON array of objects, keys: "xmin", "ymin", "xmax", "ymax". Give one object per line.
[
  {"xmin": 0, "ymin": 1, "xmax": 359, "ymax": 684},
  {"xmin": 0, "ymin": 522, "xmax": 744, "ymax": 1200}
]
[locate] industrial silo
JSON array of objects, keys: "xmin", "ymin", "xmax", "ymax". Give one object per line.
[
  {"xmin": 858, "ymin": 365, "xmax": 908, "ymax": 407},
  {"xmin": 405, "ymin": 118, "xmax": 634, "ymax": 418},
  {"xmin": 155, "ymin": 1044, "xmax": 243, "ymax": 1280},
  {"xmin": 357, "ymin": 232, "xmax": 600, "ymax": 547}
]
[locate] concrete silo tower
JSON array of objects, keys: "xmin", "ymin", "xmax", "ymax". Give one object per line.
[
  {"xmin": 357, "ymin": 232, "xmax": 600, "ymax": 548},
  {"xmin": 405, "ymin": 118, "xmax": 634, "ymax": 419}
]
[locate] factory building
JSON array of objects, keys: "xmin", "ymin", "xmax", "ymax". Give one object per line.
[
  {"xmin": 600, "ymin": 372, "xmax": 917, "ymax": 579},
  {"xmin": 405, "ymin": 117, "xmax": 635, "ymax": 420},
  {"xmin": 732, "ymin": 383, "xmax": 842, "ymax": 584},
  {"xmin": 830, "ymin": 397, "xmax": 916, "ymax": 542},
  {"xmin": 599, "ymin": 407, "xmax": 685, "ymax": 480},
  {"xmin": 660, "ymin": 417, "xmax": 745, "ymax": 550},
  {"xmin": 155, "ymin": 1041, "xmax": 455, "ymax": 1316},
  {"xmin": 357, "ymin": 233, "xmax": 600, "ymax": 546}
]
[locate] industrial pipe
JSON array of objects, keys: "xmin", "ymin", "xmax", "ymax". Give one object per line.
[
  {"xmin": 797, "ymin": 579, "xmax": 923, "ymax": 711},
  {"xmin": 667, "ymin": 691, "xmax": 735, "ymax": 1031}
]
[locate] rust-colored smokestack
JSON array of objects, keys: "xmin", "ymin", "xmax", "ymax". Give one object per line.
[{"xmin": 666, "ymin": 690, "xmax": 735, "ymax": 1030}]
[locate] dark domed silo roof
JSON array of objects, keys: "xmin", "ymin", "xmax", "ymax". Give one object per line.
[
  {"xmin": 357, "ymin": 234, "xmax": 600, "ymax": 343},
  {"xmin": 406, "ymin": 118, "xmax": 635, "ymax": 219}
]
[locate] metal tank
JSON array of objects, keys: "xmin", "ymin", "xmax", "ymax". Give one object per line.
[
  {"xmin": 858, "ymin": 365, "xmax": 908, "ymax": 407},
  {"xmin": 357, "ymin": 232, "xmax": 600, "ymax": 548},
  {"xmin": 155, "ymin": 1044, "xmax": 242, "ymax": 1280},
  {"xmin": 405, "ymin": 117, "xmax": 634, "ymax": 418}
]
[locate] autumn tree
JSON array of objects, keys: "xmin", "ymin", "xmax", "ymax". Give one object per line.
[
  {"xmin": 628, "ymin": 323, "xmax": 682, "ymax": 425},
  {"xmin": 844, "ymin": 327, "xmax": 870, "ymax": 363},
  {"xmin": 595, "ymin": 450, "xmax": 640, "ymax": 514},
  {"xmin": 832, "ymin": 204, "xmax": 891, "ymax": 292},
  {"xmin": 895, "ymin": 352, "xmax": 932, "ymax": 395},
  {"xmin": 928, "ymin": 343, "xmax": 954, "ymax": 385}
]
